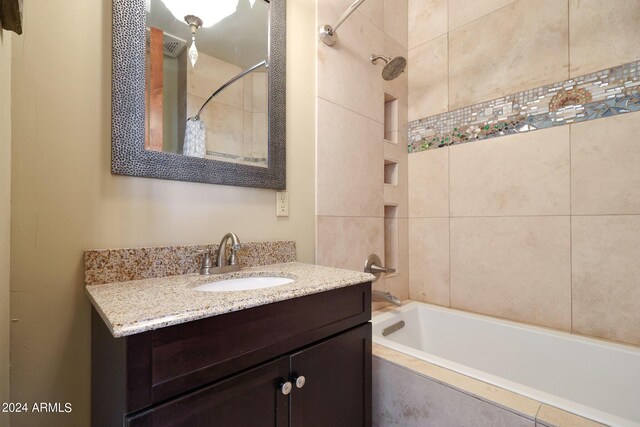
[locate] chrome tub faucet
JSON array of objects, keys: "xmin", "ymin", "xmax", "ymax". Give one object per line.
[{"xmin": 372, "ymin": 290, "xmax": 402, "ymax": 306}]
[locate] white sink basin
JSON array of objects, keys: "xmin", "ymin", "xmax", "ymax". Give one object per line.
[{"xmin": 194, "ymin": 276, "xmax": 294, "ymax": 292}]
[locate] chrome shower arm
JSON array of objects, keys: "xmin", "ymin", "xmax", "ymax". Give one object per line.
[
  {"xmin": 332, "ymin": 0, "xmax": 367, "ymax": 33},
  {"xmin": 193, "ymin": 60, "xmax": 268, "ymax": 120},
  {"xmin": 318, "ymin": 0, "xmax": 368, "ymax": 46}
]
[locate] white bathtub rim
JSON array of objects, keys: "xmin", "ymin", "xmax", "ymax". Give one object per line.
[
  {"xmin": 372, "ymin": 302, "xmax": 640, "ymax": 427},
  {"xmin": 373, "ymin": 301, "xmax": 640, "ymax": 356}
]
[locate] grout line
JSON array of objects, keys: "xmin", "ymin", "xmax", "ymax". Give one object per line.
[
  {"xmin": 407, "ymin": 216, "xmax": 451, "ymax": 219},
  {"xmin": 407, "ymin": 0, "xmax": 463, "ymax": 53},
  {"xmin": 333, "ymin": 0, "xmax": 406, "ymax": 52},
  {"xmin": 567, "ymin": 0, "xmax": 571, "ymax": 78},
  {"xmin": 534, "ymin": 402, "xmax": 543, "ymax": 424},
  {"xmin": 409, "ymin": 32, "xmax": 447, "ymax": 54},
  {"xmin": 317, "ymin": 95, "xmax": 384, "ymax": 126},
  {"xmin": 316, "ymin": 214, "xmax": 409, "ymax": 219},
  {"xmin": 569, "ymin": 123, "xmax": 573, "ymax": 333},
  {"xmin": 446, "ymin": 0, "xmax": 450, "ymax": 114},
  {"xmin": 447, "ymin": 145, "xmax": 452, "ymax": 308},
  {"xmin": 448, "ymin": 0, "xmax": 519, "ymax": 33}
]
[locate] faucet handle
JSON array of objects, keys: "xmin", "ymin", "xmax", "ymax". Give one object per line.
[
  {"xmin": 193, "ymin": 249, "xmax": 214, "ymax": 275},
  {"xmin": 228, "ymin": 243, "xmax": 241, "ymax": 266},
  {"xmin": 364, "ymin": 254, "xmax": 396, "ymax": 282}
]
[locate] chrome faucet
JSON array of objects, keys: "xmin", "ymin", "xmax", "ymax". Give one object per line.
[{"xmin": 195, "ymin": 233, "xmax": 242, "ymax": 275}]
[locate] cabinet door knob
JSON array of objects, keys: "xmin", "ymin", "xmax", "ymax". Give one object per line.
[
  {"xmin": 295, "ymin": 376, "xmax": 306, "ymax": 389},
  {"xmin": 280, "ymin": 381, "xmax": 292, "ymax": 395}
]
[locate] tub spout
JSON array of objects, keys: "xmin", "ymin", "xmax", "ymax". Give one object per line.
[{"xmin": 372, "ymin": 290, "xmax": 402, "ymax": 306}]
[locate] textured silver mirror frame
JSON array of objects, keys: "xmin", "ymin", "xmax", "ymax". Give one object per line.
[{"xmin": 112, "ymin": 0, "xmax": 286, "ymax": 190}]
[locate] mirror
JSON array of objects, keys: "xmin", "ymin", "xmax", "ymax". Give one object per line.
[
  {"xmin": 145, "ymin": 0, "xmax": 269, "ymax": 167},
  {"xmin": 112, "ymin": 0, "xmax": 286, "ymax": 189}
]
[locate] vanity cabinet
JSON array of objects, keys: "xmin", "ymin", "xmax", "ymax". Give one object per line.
[{"xmin": 92, "ymin": 282, "xmax": 372, "ymax": 427}]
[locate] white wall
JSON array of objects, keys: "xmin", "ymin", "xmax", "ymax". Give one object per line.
[
  {"xmin": 9, "ymin": 0, "xmax": 316, "ymax": 425},
  {"xmin": 1, "ymin": 28, "xmax": 12, "ymax": 427}
]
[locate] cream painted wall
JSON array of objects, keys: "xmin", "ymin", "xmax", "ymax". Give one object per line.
[
  {"xmin": 1, "ymin": 29, "xmax": 12, "ymax": 427},
  {"xmin": 9, "ymin": 0, "xmax": 316, "ymax": 425}
]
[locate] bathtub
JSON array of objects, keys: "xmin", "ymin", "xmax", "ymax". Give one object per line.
[{"xmin": 372, "ymin": 301, "xmax": 640, "ymax": 427}]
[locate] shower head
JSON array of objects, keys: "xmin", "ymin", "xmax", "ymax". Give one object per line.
[{"xmin": 371, "ymin": 54, "xmax": 407, "ymax": 81}]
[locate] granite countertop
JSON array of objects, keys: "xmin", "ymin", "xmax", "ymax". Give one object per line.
[{"xmin": 86, "ymin": 262, "xmax": 374, "ymax": 338}]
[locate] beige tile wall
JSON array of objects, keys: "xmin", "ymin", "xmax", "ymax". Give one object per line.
[
  {"xmin": 569, "ymin": 0, "xmax": 640, "ymax": 77},
  {"xmin": 408, "ymin": 0, "xmax": 640, "ymax": 346},
  {"xmin": 409, "ymin": 0, "xmax": 640, "ymax": 117},
  {"xmin": 187, "ymin": 53, "xmax": 267, "ymax": 159},
  {"xmin": 316, "ymin": 0, "xmax": 409, "ymax": 302},
  {"xmin": 448, "ymin": 0, "xmax": 569, "ymax": 109}
]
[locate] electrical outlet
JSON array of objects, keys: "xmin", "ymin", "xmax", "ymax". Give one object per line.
[{"xmin": 276, "ymin": 191, "xmax": 289, "ymax": 217}]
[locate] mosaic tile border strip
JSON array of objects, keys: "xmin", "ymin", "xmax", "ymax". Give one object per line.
[
  {"xmin": 84, "ymin": 241, "xmax": 297, "ymax": 285},
  {"xmin": 408, "ymin": 60, "xmax": 640, "ymax": 153}
]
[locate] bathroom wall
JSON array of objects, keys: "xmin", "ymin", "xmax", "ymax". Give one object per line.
[
  {"xmin": 9, "ymin": 0, "xmax": 316, "ymax": 425},
  {"xmin": 1, "ymin": 29, "xmax": 12, "ymax": 427},
  {"xmin": 315, "ymin": 0, "xmax": 409, "ymax": 305},
  {"xmin": 408, "ymin": 0, "xmax": 640, "ymax": 346}
]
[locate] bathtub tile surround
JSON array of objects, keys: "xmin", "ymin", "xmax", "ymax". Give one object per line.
[
  {"xmin": 317, "ymin": 0, "xmax": 384, "ymax": 123},
  {"xmin": 571, "ymin": 112, "xmax": 640, "ymax": 215},
  {"xmin": 536, "ymin": 404, "xmax": 607, "ymax": 427},
  {"xmin": 408, "ymin": 0, "xmax": 640, "ymax": 348},
  {"xmin": 373, "ymin": 357, "xmax": 534, "ymax": 427},
  {"xmin": 316, "ymin": 98, "xmax": 384, "ymax": 218},
  {"xmin": 449, "ymin": 0, "xmax": 569, "ymax": 110},
  {"xmin": 408, "ymin": 0, "xmax": 446, "ymax": 50},
  {"xmin": 84, "ymin": 241, "xmax": 296, "ymax": 286},
  {"xmin": 408, "ymin": 217, "xmax": 449, "ymax": 306},
  {"xmin": 447, "ymin": 0, "xmax": 517, "ymax": 31},
  {"xmin": 408, "ymin": 34, "xmax": 448, "ymax": 121},
  {"xmin": 372, "ymin": 343, "xmax": 607, "ymax": 427},
  {"xmin": 572, "ymin": 216, "xmax": 640, "ymax": 346},
  {"xmin": 449, "ymin": 127, "xmax": 570, "ymax": 217},
  {"xmin": 384, "ymin": 0, "xmax": 408, "ymax": 49},
  {"xmin": 316, "ymin": 0, "xmax": 410, "ymax": 304},
  {"xmin": 569, "ymin": 0, "xmax": 640, "ymax": 77},
  {"xmin": 408, "ymin": 110, "xmax": 640, "ymax": 346},
  {"xmin": 407, "ymin": 148, "xmax": 449, "ymax": 217},
  {"xmin": 450, "ymin": 216, "xmax": 572, "ymax": 331},
  {"xmin": 372, "ymin": 343, "xmax": 541, "ymax": 420},
  {"xmin": 317, "ymin": 216, "xmax": 384, "ymax": 274},
  {"xmin": 408, "ymin": 60, "xmax": 640, "ymax": 153}
]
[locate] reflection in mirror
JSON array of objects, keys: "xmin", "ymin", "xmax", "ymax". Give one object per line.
[{"xmin": 145, "ymin": 0, "xmax": 269, "ymax": 167}]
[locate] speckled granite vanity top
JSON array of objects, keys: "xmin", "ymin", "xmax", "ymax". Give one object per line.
[{"xmin": 86, "ymin": 262, "xmax": 374, "ymax": 338}]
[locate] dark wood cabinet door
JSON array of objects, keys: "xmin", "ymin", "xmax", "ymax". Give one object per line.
[
  {"xmin": 290, "ymin": 324, "xmax": 372, "ymax": 427},
  {"xmin": 126, "ymin": 357, "xmax": 290, "ymax": 427}
]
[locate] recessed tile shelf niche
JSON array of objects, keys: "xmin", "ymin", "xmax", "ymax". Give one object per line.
[
  {"xmin": 384, "ymin": 160, "xmax": 398, "ymax": 186},
  {"xmin": 384, "ymin": 93, "xmax": 399, "ymax": 144}
]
